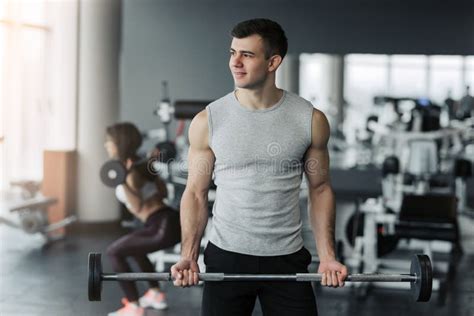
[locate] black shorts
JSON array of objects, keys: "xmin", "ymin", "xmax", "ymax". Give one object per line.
[{"xmin": 201, "ymin": 242, "xmax": 318, "ymax": 316}]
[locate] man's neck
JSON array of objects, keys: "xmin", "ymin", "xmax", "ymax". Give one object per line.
[{"xmin": 235, "ymin": 83, "xmax": 283, "ymax": 110}]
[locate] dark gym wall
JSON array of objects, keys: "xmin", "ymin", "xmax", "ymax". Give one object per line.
[{"xmin": 120, "ymin": 0, "xmax": 474, "ymax": 129}]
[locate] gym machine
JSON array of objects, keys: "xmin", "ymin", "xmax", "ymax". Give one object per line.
[
  {"xmin": 0, "ymin": 181, "xmax": 76, "ymax": 242},
  {"xmin": 343, "ymin": 154, "xmax": 471, "ymax": 304}
]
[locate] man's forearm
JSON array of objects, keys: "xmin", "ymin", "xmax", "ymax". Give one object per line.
[
  {"xmin": 180, "ymin": 189, "xmax": 209, "ymax": 261},
  {"xmin": 309, "ymin": 184, "xmax": 336, "ymax": 262}
]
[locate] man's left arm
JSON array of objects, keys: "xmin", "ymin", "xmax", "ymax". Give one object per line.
[{"xmin": 304, "ymin": 109, "xmax": 347, "ymax": 287}]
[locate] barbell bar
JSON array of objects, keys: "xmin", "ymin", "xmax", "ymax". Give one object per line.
[{"xmin": 88, "ymin": 252, "xmax": 432, "ymax": 302}]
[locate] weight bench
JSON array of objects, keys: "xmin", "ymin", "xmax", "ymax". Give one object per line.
[
  {"xmin": 344, "ymin": 194, "xmax": 459, "ymax": 304},
  {"xmin": 0, "ymin": 193, "xmax": 76, "ymax": 242},
  {"xmin": 395, "ymin": 193, "xmax": 459, "ymax": 305},
  {"xmin": 396, "ymin": 194, "xmax": 459, "ymax": 244}
]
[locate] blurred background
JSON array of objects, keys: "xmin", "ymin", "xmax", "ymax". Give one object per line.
[{"xmin": 0, "ymin": 0, "xmax": 473, "ymax": 315}]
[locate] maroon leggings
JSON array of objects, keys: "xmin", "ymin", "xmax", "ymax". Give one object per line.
[{"xmin": 106, "ymin": 207, "xmax": 181, "ymax": 301}]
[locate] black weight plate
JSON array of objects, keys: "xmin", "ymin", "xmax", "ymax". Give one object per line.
[
  {"xmin": 88, "ymin": 253, "xmax": 96, "ymax": 301},
  {"xmin": 95, "ymin": 253, "xmax": 102, "ymax": 301},
  {"xmin": 411, "ymin": 254, "xmax": 432, "ymax": 302},
  {"xmin": 100, "ymin": 160, "xmax": 127, "ymax": 187},
  {"xmin": 418, "ymin": 254, "xmax": 432, "ymax": 302},
  {"xmin": 88, "ymin": 253, "xmax": 102, "ymax": 301}
]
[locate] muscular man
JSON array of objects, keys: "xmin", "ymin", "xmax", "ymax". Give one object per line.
[{"xmin": 171, "ymin": 18, "xmax": 347, "ymax": 315}]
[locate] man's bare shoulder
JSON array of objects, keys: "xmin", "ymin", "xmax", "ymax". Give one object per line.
[
  {"xmin": 311, "ymin": 109, "xmax": 330, "ymax": 148},
  {"xmin": 189, "ymin": 110, "xmax": 210, "ymax": 150}
]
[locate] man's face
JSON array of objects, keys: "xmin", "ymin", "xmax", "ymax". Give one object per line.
[{"xmin": 229, "ymin": 34, "xmax": 273, "ymax": 89}]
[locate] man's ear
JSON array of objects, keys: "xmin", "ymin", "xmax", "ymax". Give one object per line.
[{"xmin": 268, "ymin": 55, "xmax": 283, "ymax": 72}]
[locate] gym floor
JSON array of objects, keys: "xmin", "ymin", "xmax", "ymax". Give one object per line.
[{"xmin": 1, "ymin": 200, "xmax": 473, "ymax": 316}]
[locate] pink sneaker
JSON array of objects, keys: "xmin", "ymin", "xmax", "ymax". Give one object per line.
[
  {"xmin": 139, "ymin": 289, "xmax": 168, "ymax": 310},
  {"xmin": 108, "ymin": 298, "xmax": 144, "ymax": 316}
]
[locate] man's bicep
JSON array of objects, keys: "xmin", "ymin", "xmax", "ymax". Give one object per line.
[
  {"xmin": 186, "ymin": 110, "xmax": 215, "ymax": 194},
  {"xmin": 304, "ymin": 109, "xmax": 331, "ymax": 190},
  {"xmin": 304, "ymin": 145, "xmax": 330, "ymax": 190},
  {"xmin": 186, "ymin": 146, "xmax": 215, "ymax": 194}
]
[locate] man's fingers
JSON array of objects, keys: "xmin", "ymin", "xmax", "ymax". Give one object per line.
[
  {"xmin": 328, "ymin": 271, "xmax": 334, "ymax": 287},
  {"xmin": 337, "ymin": 271, "xmax": 345, "ymax": 287},
  {"xmin": 321, "ymin": 270, "xmax": 347, "ymax": 287},
  {"xmin": 182, "ymin": 269, "xmax": 189, "ymax": 287},
  {"xmin": 188, "ymin": 269, "xmax": 194, "ymax": 285},
  {"xmin": 331, "ymin": 271, "xmax": 338, "ymax": 287},
  {"xmin": 171, "ymin": 260, "xmax": 200, "ymax": 287},
  {"xmin": 171, "ymin": 266, "xmax": 182, "ymax": 286},
  {"xmin": 171, "ymin": 267, "xmax": 180, "ymax": 278}
]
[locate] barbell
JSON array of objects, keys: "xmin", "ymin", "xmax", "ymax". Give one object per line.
[
  {"xmin": 100, "ymin": 142, "xmax": 176, "ymax": 188},
  {"xmin": 88, "ymin": 252, "xmax": 432, "ymax": 302}
]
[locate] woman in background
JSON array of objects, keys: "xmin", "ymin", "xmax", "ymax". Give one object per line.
[{"xmin": 104, "ymin": 122, "xmax": 180, "ymax": 316}]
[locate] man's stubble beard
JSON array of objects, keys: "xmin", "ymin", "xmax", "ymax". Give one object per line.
[{"xmin": 235, "ymin": 72, "xmax": 268, "ymax": 90}]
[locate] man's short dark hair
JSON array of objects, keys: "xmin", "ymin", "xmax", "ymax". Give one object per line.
[{"xmin": 231, "ymin": 18, "xmax": 288, "ymax": 60}]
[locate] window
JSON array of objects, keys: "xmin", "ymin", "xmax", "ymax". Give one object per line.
[
  {"xmin": 299, "ymin": 53, "xmax": 343, "ymax": 133},
  {"xmin": 341, "ymin": 53, "xmax": 472, "ymax": 144},
  {"xmin": 429, "ymin": 56, "xmax": 464, "ymax": 103},
  {"xmin": 466, "ymin": 56, "xmax": 474, "ymax": 92},
  {"xmin": 299, "ymin": 53, "xmax": 326, "ymax": 108},
  {"xmin": 0, "ymin": 1, "xmax": 78, "ymax": 190},
  {"xmin": 341, "ymin": 55, "xmax": 390, "ymax": 143},
  {"xmin": 0, "ymin": 1, "xmax": 49, "ymax": 188},
  {"xmin": 0, "ymin": 21, "xmax": 4, "ymax": 188},
  {"xmin": 390, "ymin": 55, "xmax": 429, "ymax": 97}
]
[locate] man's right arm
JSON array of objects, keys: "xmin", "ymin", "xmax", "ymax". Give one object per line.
[{"xmin": 171, "ymin": 109, "xmax": 215, "ymax": 287}]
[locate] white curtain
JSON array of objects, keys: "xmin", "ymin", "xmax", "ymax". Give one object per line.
[{"xmin": 0, "ymin": 0, "xmax": 78, "ymax": 190}]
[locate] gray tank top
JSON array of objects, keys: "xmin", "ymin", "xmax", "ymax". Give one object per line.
[{"xmin": 207, "ymin": 90, "xmax": 313, "ymax": 256}]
